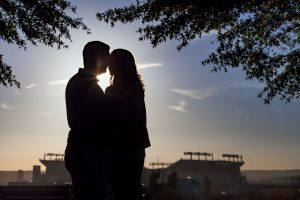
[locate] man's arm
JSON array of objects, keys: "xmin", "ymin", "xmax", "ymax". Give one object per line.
[{"xmin": 90, "ymin": 83, "xmax": 123, "ymax": 125}]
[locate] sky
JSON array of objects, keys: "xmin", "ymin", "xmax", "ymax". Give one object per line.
[{"xmin": 0, "ymin": 0, "xmax": 299, "ymax": 171}]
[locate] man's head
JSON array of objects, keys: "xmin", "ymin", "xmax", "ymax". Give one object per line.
[{"xmin": 83, "ymin": 41, "xmax": 110, "ymax": 75}]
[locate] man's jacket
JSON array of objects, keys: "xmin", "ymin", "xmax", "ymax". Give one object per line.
[{"xmin": 66, "ymin": 68, "xmax": 116, "ymax": 146}]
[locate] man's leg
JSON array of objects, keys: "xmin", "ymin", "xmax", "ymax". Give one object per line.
[{"xmin": 65, "ymin": 144, "xmax": 110, "ymax": 200}]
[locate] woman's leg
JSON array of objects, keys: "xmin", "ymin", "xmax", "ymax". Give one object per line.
[{"xmin": 110, "ymin": 151, "xmax": 145, "ymax": 200}]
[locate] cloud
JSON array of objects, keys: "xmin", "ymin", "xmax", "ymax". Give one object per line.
[
  {"xmin": 24, "ymin": 62, "xmax": 162, "ymax": 90},
  {"xmin": 47, "ymin": 79, "xmax": 68, "ymax": 86},
  {"xmin": 14, "ymin": 89, "xmax": 22, "ymax": 95},
  {"xmin": 1, "ymin": 103, "xmax": 13, "ymax": 110},
  {"xmin": 171, "ymin": 81, "xmax": 261, "ymax": 102},
  {"xmin": 168, "ymin": 101, "xmax": 188, "ymax": 113},
  {"xmin": 172, "ymin": 88, "xmax": 216, "ymax": 100},
  {"xmin": 0, "ymin": 103, "xmax": 52, "ymax": 115},
  {"xmin": 232, "ymin": 110, "xmax": 244, "ymax": 114},
  {"xmin": 20, "ymin": 79, "xmax": 69, "ymax": 89},
  {"xmin": 137, "ymin": 62, "xmax": 163, "ymax": 69},
  {"xmin": 224, "ymin": 80, "xmax": 263, "ymax": 89},
  {"xmin": 29, "ymin": 112, "xmax": 53, "ymax": 116},
  {"xmin": 25, "ymin": 83, "xmax": 37, "ymax": 89}
]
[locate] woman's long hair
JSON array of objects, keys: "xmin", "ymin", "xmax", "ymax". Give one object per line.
[{"xmin": 110, "ymin": 49, "xmax": 145, "ymax": 93}]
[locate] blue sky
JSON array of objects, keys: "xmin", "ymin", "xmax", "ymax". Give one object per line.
[{"xmin": 0, "ymin": 0, "xmax": 299, "ymax": 170}]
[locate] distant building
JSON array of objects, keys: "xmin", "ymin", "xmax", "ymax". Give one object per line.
[
  {"xmin": 17, "ymin": 170, "xmax": 24, "ymax": 182},
  {"xmin": 33, "ymin": 153, "xmax": 70, "ymax": 184},
  {"xmin": 165, "ymin": 159, "xmax": 244, "ymax": 194},
  {"xmin": 143, "ymin": 152, "xmax": 245, "ymax": 195},
  {"xmin": 32, "ymin": 165, "xmax": 41, "ymax": 182},
  {"xmin": 177, "ymin": 177, "xmax": 200, "ymax": 200},
  {"xmin": 13, "ymin": 151, "xmax": 245, "ymax": 192}
]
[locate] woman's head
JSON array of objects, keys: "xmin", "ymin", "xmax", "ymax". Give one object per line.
[{"xmin": 109, "ymin": 49, "xmax": 144, "ymax": 91}]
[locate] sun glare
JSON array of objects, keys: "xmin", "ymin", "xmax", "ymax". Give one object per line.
[{"xmin": 97, "ymin": 70, "xmax": 110, "ymax": 90}]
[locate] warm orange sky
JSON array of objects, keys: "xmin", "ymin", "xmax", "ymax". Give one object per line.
[{"xmin": 0, "ymin": 0, "xmax": 299, "ymax": 171}]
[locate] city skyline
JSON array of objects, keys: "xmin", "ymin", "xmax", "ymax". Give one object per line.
[{"xmin": 0, "ymin": 0, "xmax": 300, "ymax": 171}]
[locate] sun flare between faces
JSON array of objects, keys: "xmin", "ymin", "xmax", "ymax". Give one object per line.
[{"xmin": 97, "ymin": 70, "xmax": 110, "ymax": 90}]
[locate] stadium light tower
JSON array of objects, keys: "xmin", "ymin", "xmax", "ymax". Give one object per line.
[
  {"xmin": 149, "ymin": 162, "xmax": 170, "ymax": 169},
  {"xmin": 200, "ymin": 152, "xmax": 213, "ymax": 160},
  {"xmin": 184, "ymin": 152, "xmax": 193, "ymax": 160},
  {"xmin": 193, "ymin": 152, "xmax": 201, "ymax": 160},
  {"xmin": 222, "ymin": 154, "xmax": 241, "ymax": 162}
]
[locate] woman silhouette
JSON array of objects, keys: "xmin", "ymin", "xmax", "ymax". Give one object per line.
[{"xmin": 106, "ymin": 49, "xmax": 151, "ymax": 200}]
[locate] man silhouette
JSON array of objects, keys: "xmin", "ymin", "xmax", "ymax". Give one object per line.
[{"xmin": 64, "ymin": 41, "xmax": 112, "ymax": 200}]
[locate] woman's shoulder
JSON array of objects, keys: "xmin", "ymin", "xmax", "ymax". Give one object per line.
[
  {"xmin": 126, "ymin": 86, "xmax": 145, "ymax": 97},
  {"xmin": 106, "ymin": 85, "xmax": 145, "ymax": 98},
  {"xmin": 105, "ymin": 85, "xmax": 115, "ymax": 95},
  {"xmin": 105, "ymin": 85, "xmax": 124, "ymax": 96}
]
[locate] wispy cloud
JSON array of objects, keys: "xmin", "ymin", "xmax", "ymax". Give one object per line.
[
  {"xmin": 168, "ymin": 100, "xmax": 188, "ymax": 113},
  {"xmin": 24, "ymin": 63, "xmax": 161, "ymax": 90},
  {"xmin": 14, "ymin": 89, "xmax": 22, "ymax": 95},
  {"xmin": 29, "ymin": 112, "xmax": 54, "ymax": 116},
  {"xmin": 232, "ymin": 110, "xmax": 244, "ymax": 114},
  {"xmin": 47, "ymin": 79, "xmax": 68, "ymax": 86},
  {"xmin": 172, "ymin": 80, "xmax": 261, "ymax": 102},
  {"xmin": 21, "ymin": 79, "xmax": 68, "ymax": 89},
  {"xmin": 138, "ymin": 62, "xmax": 163, "ymax": 69},
  {"xmin": 172, "ymin": 88, "xmax": 216, "ymax": 100},
  {"xmin": 1, "ymin": 103, "xmax": 13, "ymax": 110},
  {"xmin": 224, "ymin": 80, "xmax": 263, "ymax": 89},
  {"xmin": 25, "ymin": 83, "xmax": 37, "ymax": 89}
]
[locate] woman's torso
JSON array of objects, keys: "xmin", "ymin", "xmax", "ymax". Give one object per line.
[{"xmin": 105, "ymin": 85, "xmax": 150, "ymax": 150}]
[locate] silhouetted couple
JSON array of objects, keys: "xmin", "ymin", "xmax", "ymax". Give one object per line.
[{"xmin": 64, "ymin": 41, "xmax": 150, "ymax": 200}]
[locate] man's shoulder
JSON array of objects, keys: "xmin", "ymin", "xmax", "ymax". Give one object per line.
[
  {"xmin": 67, "ymin": 70, "xmax": 93, "ymax": 87},
  {"xmin": 66, "ymin": 70, "xmax": 90, "ymax": 93},
  {"xmin": 66, "ymin": 72, "xmax": 80, "ymax": 88},
  {"xmin": 66, "ymin": 69, "xmax": 105, "ymax": 95}
]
